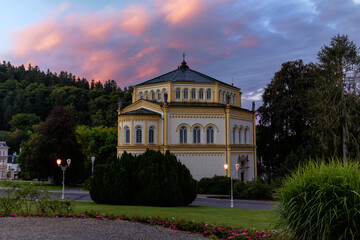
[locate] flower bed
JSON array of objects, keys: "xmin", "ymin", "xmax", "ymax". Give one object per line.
[{"xmin": 0, "ymin": 212, "xmax": 283, "ymax": 239}]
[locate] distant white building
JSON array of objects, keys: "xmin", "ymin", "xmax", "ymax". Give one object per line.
[
  {"xmin": 117, "ymin": 59, "xmax": 257, "ymax": 181},
  {"xmin": 0, "ymin": 141, "xmax": 9, "ymax": 180},
  {"xmin": 7, "ymin": 152, "xmax": 20, "ymax": 179}
]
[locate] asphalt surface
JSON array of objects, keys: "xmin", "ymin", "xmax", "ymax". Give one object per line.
[
  {"xmin": 0, "ymin": 187, "xmax": 276, "ymax": 210},
  {"xmin": 52, "ymin": 189, "xmax": 275, "ymax": 210}
]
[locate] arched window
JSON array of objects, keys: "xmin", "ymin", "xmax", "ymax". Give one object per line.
[
  {"xmin": 239, "ymin": 128, "xmax": 242, "ymax": 144},
  {"xmin": 233, "ymin": 127, "xmax": 236, "ymax": 144},
  {"xmin": 180, "ymin": 126, "xmax": 187, "ymax": 143},
  {"xmin": 156, "ymin": 90, "xmax": 161, "ymax": 100},
  {"xmin": 219, "ymin": 91, "xmax": 222, "ymax": 102},
  {"xmin": 145, "ymin": 91, "xmax": 149, "ymax": 100},
  {"xmin": 176, "ymin": 88, "xmax": 181, "ymax": 99},
  {"xmin": 193, "ymin": 126, "xmax": 201, "ymax": 143},
  {"xmin": 125, "ymin": 127, "xmax": 130, "ymax": 143},
  {"xmin": 191, "ymin": 89, "xmax": 196, "ymax": 100},
  {"xmin": 162, "ymin": 89, "xmax": 167, "ymax": 101},
  {"xmin": 206, "ymin": 126, "xmax": 214, "ymax": 143},
  {"xmin": 150, "ymin": 91, "xmax": 155, "ymax": 100},
  {"xmin": 206, "ymin": 89, "xmax": 211, "ymax": 100},
  {"xmin": 222, "ymin": 92, "xmax": 225, "ymax": 102},
  {"xmin": 199, "ymin": 89, "xmax": 204, "ymax": 100},
  {"xmin": 244, "ymin": 128, "xmax": 248, "ymax": 144},
  {"xmin": 183, "ymin": 88, "xmax": 188, "ymax": 100},
  {"xmin": 232, "ymin": 95, "xmax": 235, "ymax": 104},
  {"xmin": 149, "ymin": 127, "xmax": 154, "ymax": 144},
  {"xmin": 136, "ymin": 127, "xmax": 142, "ymax": 143},
  {"xmin": 139, "ymin": 92, "xmax": 143, "ymax": 99}
]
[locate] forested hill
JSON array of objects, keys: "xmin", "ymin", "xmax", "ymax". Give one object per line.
[{"xmin": 0, "ymin": 61, "xmax": 133, "ymax": 131}]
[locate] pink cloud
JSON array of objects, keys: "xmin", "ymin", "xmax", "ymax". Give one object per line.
[
  {"xmin": 155, "ymin": 0, "xmax": 205, "ymax": 25},
  {"xmin": 9, "ymin": 1, "xmax": 265, "ymax": 88}
]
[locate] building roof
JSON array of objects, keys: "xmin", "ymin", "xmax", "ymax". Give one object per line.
[
  {"xmin": 121, "ymin": 108, "xmax": 161, "ymax": 116},
  {"xmin": 0, "ymin": 142, "xmax": 8, "ymax": 148},
  {"xmin": 136, "ymin": 60, "xmax": 236, "ymax": 88}
]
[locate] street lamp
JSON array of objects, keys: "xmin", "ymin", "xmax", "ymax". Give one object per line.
[
  {"xmin": 91, "ymin": 156, "xmax": 95, "ymax": 176},
  {"xmin": 224, "ymin": 163, "xmax": 240, "ymax": 208},
  {"xmin": 56, "ymin": 158, "xmax": 71, "ymax": 200}
]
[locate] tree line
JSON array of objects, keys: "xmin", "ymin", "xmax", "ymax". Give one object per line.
[
  {"xmin": 0, "ymin": 62, "xmax": 132, "ymax": 153},
  {"xmin": 257, "ymin": 34, "xmax": 360, "ymax": 181}
]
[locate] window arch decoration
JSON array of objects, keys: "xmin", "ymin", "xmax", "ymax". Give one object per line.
[
  {"xmin": 135, "ymin": 126, "xmax": 142, "ymax": 143},
  {"xmin": 204, "ymin": 123, "xmax": 219, "ymax": 132},
  {"xmin": 175, "ymin": 123, "xmax": 191, "ymax": 132},
  {"xmin": 148, "ymin": 126, "xmax": 155, "ymax": 144},
  {"xmin": 199, "ymin": 89, "xmax": 204, "ymax": 100},
  {"xmin": 191, "ymin": 88, "xmax": 196, "ymax": 100},
  {"xmin": 193, "ymin": 126, "xmax": 201, "ymax": 143},
  {"xmin": 183, "ymin": 88, "xmax": 188, "ymax": 100},
  {"xmin": 175, "ymin": 88, "xmax": 181, "ymax": 99},
  {"xmin": 124, "ymin": 126, "xmax": 130, "ymax": 143}
]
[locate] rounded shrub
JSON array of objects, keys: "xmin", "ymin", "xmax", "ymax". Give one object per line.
[
  {"xmin": 197, "ymin": 175, "xmax": 230, "ymax": 195},
  {"xmin": 90, "ymin": 149, "xmax": 197, "ymax": 206},
  {"xmin": 234, "ymin": 178, "xmax": 273, "ymax": 200},
  {"xmin": 276, "ymin": 159, "xmax": 360, "ymax": 240}
]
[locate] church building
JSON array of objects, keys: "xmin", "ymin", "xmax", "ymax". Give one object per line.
[{"xmin": 117, "ymin": 59, "xmax": 257, "ymax": 181}]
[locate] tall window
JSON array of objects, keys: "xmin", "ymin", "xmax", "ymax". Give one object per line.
[
  {"xmin": 219, "ymin": 91, "xmax": 222, "ymax": 102},
  {"xmin": 244, "ymin": 129, "xmax": 248, "ymax": 144},
  {"xmin": 206, "ymin": 89, "xmax": 211, "ymax": 100},
  {"xmin": 136, "ymin": 127, "xmax": 142, "ymax": 143},
  {"xmin": 145, "ymin": 91, "xmax": 148, "ymax": 100},
  {"xmin": 193, "ymin": 126, "xmax": 201, "ymax": 143},
  {"xmin": 191, "ymin": 89, "xmax": 196, "ymax": 100},
  {"xmin": 150, "ymin": 91, "xmax": 155, "ymax": 100},
  {"xmin": 206, "ymin": 126, "xmax": 214, "ymax": 143},
  {"xmin": 180, "ymin": 126, "xmax": 187, "ymax": 143},
  {"xmin": 149, "ymin": 127, "xmax": 154, "ymax": 144},
  {"xmin": 233, "ymin": 127, "xmax": 236, "ymax": 143},
  {"xmin": 223, "ymin": 92, "xmax": 225, "ymax": 102},
  {"xmin": 239, "ymin": 128, "xmax": 242, "ymax": 144},
  {"xmin": 139, "ymin": 92, "xmax": 143, "ymax": 99},
  {"xmin": 183, "ymin": 88, "xmax": 188, "ymax": 100},
  {"xmin": 232, "ymin": 95, "xmax": 235, "ymax": 104},
  {"xmin": 176, "ymin": 88, "xmax": 181, "ymax": 99},
  {"xmin": 199, "ymin": 89, "xmax": 204, "ymax": 100},
  {"xmin": 157, "ymin": 90, "xmax": 161, "ymax": 100},
  {"xmin": 125, "ymin": 127, "xmax": 130, "ymax": 143}
]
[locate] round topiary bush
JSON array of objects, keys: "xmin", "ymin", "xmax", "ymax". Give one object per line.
[
  {"xmin": 90, "ymin": 149, "xmax": 197, "ymax": 206},
  {"xmin": 276, "ymin": 160, "xmax": 360, "ymax": 240}
]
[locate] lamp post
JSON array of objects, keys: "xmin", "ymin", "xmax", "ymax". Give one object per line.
[
  {"xmin": 91, "ymin": 156, "xmax": 95, "ymax": 176},
  {"xmin": 224, "ymin": 163, "xmax": 240, "ymax": 208},
  {"xmin": 56, "ymin": 158, "xmax": 71, "ymax": 200}
]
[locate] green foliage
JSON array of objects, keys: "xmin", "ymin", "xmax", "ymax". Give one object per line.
[
  {"xmin": 90, "ymin": 150, "xmax": 197, "ymax": 206},
  {"xmin": 9, "ymin": 113, "xmax": 41, "ymax": 132},
  {"xmin": 18, "ymin": 107, "xmax": 86, "ymax": 184},
  {"xmin": 197, "ymin": 175, "xmax": 230, "ymax": 195},
  {"xmin": 234, "ymin": 178, "xmax": 273, "ymax": 200},
  {"xmin": 276, "ymin": 159, "xmax": 360, "ymax": 240},
  {"xmin": 0, "ymin": 181, "xmax": 75, "ymax": 215},
  {"xmin": 0, "ymin": 61, "xmax": 132, "ymax": 130}
]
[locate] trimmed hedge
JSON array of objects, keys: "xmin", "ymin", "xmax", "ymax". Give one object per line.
[
  {"xmin": 197, "ymin": 175, "xmax": 230, "ymax": 195},
  {"xmin": 90, "ymin": 149, "xmax": 197, "ymax": 206}
]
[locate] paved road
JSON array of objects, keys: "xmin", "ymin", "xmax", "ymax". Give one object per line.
[
  {"xmin": 54, "ymin": 190, "xmax": 275, "ymax": 210},
  {"xmin": 1, "ymin": 188, "xmax": 276, "ymax": 210}
]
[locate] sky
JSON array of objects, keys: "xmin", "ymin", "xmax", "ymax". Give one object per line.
[{"xmin": 1, "ymin": 0, "xmax": 360, "ymax": 109}]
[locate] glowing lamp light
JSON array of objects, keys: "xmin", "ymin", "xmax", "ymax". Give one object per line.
[
  {"xmin": 56, "ymin": 159, "xmax": 62, "ymax": 166},
  {"xmin": 224, "ymin": 163, "xmax": 228, "ymax": 170}
]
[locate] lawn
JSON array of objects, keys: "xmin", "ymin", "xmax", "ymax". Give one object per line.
[{"xmin": 74, "ymin": 201, "xmax": 276, "ymax": 230}]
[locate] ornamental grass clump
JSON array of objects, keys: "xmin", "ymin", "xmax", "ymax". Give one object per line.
[{"xmin": 276, "ymin": 159, "xmax": 360, "ymax": 240}]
